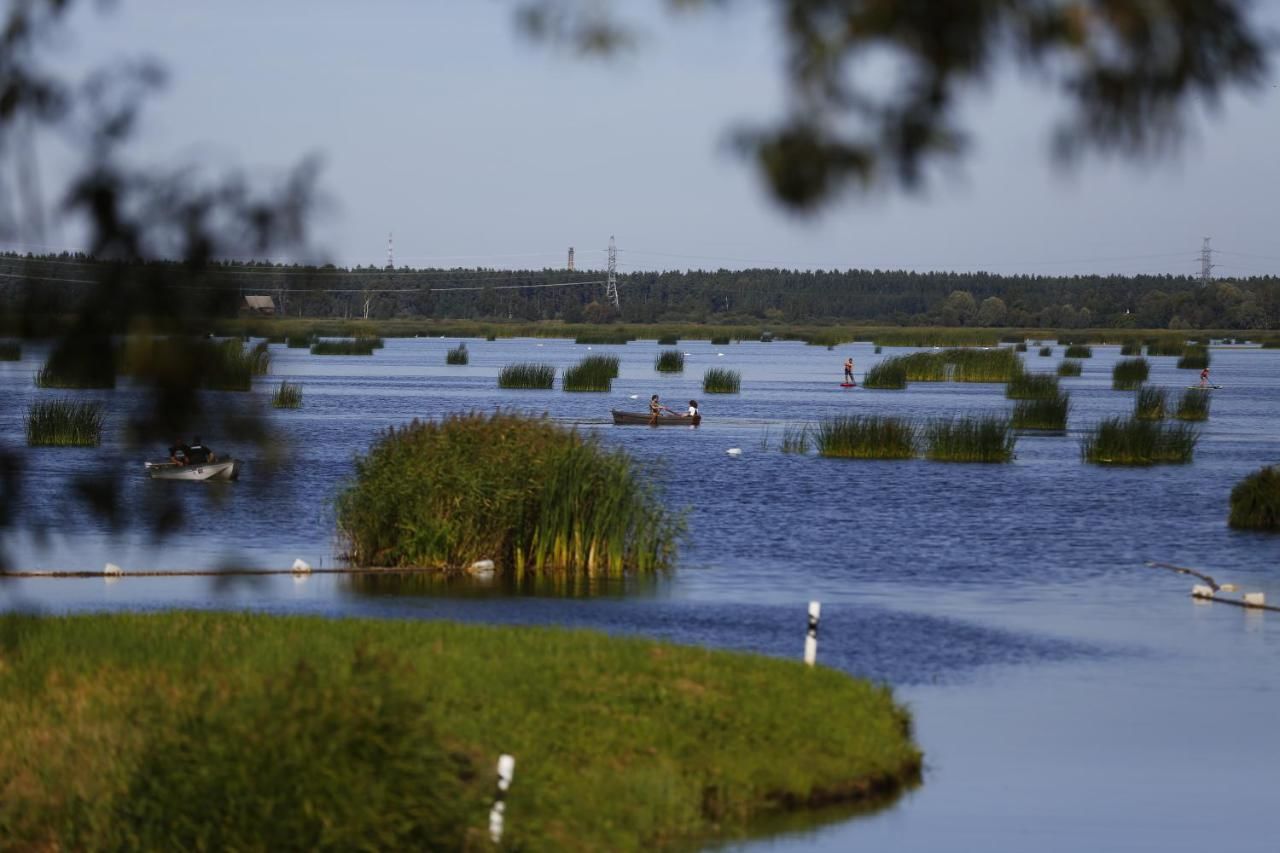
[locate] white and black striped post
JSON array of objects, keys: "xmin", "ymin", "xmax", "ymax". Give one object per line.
[
  {"xmin": 804, "ymin": 601, "xmax": 821, "ymax": 666},
  {"xmin": 489, "ymin": 753, "xmax": 515, "ymax": 843}
]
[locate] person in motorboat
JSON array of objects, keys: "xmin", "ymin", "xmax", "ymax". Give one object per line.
[
  {"xmin": 186, "ymin": 436, "xmax": 217, "ymax": 465},
  {"xmin": 168, "ymin": 439, "xmax": 190, "ymax": 466},
  {"xmin": 685, "ymin": 399, "xmax": 701, "ymax": 426}
]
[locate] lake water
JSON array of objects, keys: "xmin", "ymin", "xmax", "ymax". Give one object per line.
[{"xmin": 2, "ymin": 337, "xmax": 1277, "ymax": 851}]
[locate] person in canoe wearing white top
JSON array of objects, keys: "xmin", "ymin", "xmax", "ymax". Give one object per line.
[{"xmin": 685, "ymin": 399, "xmax": 701, "ymax": 427}]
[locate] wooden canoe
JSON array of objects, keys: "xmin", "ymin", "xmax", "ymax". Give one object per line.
[{"xmin": 612, "ymin": 410, "xmax": 700, "ymax": 426}]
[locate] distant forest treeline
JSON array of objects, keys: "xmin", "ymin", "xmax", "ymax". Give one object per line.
[{"xmin": 2, "ymin": 253, "xmax": 1278, "ymax": 330}]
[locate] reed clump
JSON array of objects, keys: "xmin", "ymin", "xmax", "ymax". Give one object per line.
[
  {"xmin": 924, "ymin": 415, "xmax": 1015, "ymax": 463},
  {"xmin": 655, "ymin": 349, "xmax": 685, "ymax": 373},
  {"xmin": 35, "ymin": 347, "xmax": 117, "ymax": 389},
  {"xmin": 1119, "ymin": 340, "xmax": 1143, "ymax": 356},
  {"xmin": 1064, "ymin": 344, "xmax": 1093, "ymax": 359},
  {"xmin": 815, "ymin": 415, "xmax": 918, "ymax": 459},
  {"xmin": 336, "ymin": 411, "xmax": 679, "ymax": 576},
  {"xmin": 0, "ymin": 341, "xmax": 19, "ymax": 360},
  {"xmin": 1133, "ymin": 386, "xmax": 1167, "ymax": 420},
  {"xmin": 899, "ymin": 352, "xmax": 948, "ymax": 381},
  {"xmin": 563, "ymin": 355, "xmax": 617, "ymax": 392},
  {"xmin": 1228, "ymin": 466, "xmax": 1280, "ymax": 531},
  {"xmin": 1176, "ymin": 346, "xmax": 1210, "ymax": 370},
  {"xmin": 656, "ymin": 335, "xmax": 678, "ymax": 346},
  {"xmin": 780, "ymin": 424, "xmax": 811, "ymax": 454},
  {"xmin": 946, "ymin": 347, "xmax": 1021, "ymax": 382},
  {"xmin": 1006, "ymin": 371, "xmax": 1059, "ymax": 400},
  {"xmin": 1038, "ymin": 346, "xmax": 1052, "ymax": 357},
  {"xmin": 1011, "ymin": 392, "xmax": 1071, "ymax": 431},
  {"xmin": 863, "ymin": 357, "xmax": 908, "ymax": 389},
  {"xmin": 271, "ymin": 381, "xmax": 303, "ymax": 409},
  {"xmin": 709, "ymin": 335, "xmax": 731, "ymax": 346},
  {"xmin": 311, "ymin": 339, "xmax": 376, "ymax": 356},
  {"xmin": 1081, "ymin": 417, "xmax": 1198, "ymax": 465},
  {"xmin": 1014, "ymin": 342, "xmax": 1028, "ymax": 353},
  {"xmin": 1174, "ymin": 388, "xmax": 1211, "ymax": 421},
  {"xmin": 1146, "ymin": 338, "xmax": 1185, "ymax": 357},
  {"xmin": 445, "ymin": 344, "xmax": 469, "ymax": 365},
  {"xmin": 285, "ymin": 335, "xmax": 312, "ymax": 348},
  {"xmin": 119, "ymin": 337, "xmax": 267, "ymax": 391},
  {"xmin": 1057, "ymin": 359, "xmax": 1083, "ymax": 377},
  {"xmin": 498, "ymin": 363, "xmax": 555, "ymax": 389},
  {"xmin": 702, "ymin": 367, "xmax": 740, "ymax": 394},
  {"xmin": 574, "ymin": 331, "xmax": 632, "ymax": 345},
  {"xmin": 26, "ymin": 399, "xmax": 104, "ymax": 446},
  {"xmin": 1112, "ymin": 357, "xmax": 1150, "ymax": 390}
]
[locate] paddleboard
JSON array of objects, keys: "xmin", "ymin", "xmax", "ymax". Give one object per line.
[
  {"xmin": 1186, "ymin": 385, "xmax": 1222, "ymax": 390},
  {"xmin": 840, "ymin": 382, "xmax": 856, "ymax": 388}
]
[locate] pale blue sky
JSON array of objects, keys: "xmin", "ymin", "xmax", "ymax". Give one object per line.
[{"xmin": 27, "ymin": 1, "xmax": 1280, "ymax": 277}]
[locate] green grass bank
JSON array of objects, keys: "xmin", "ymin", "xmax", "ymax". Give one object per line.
[{"xmin": 0, "ymin": 612, "xmax": 922, "ymax": 852}]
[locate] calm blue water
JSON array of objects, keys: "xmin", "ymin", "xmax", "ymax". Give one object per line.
[{"xmin": 2, "ymin": 337, "xmax": 1278, "ymax": 852}]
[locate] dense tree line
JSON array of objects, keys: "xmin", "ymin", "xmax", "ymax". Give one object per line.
[{"xmin": 2, "ymin": 253, "xmax": 1277, "ymax": 330}]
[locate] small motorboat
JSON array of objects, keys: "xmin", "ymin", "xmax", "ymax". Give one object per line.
[
  {"xmin": 145, "ymin": 459, "xmax": 240, "ymax": 481},
  {"xmin": 612, "ymin": 410, "xmax": 700, "ymax": 427}
]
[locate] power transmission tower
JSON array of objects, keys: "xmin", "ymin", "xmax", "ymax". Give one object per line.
[
  {"xmin": 1199, "ymin": 237, "xmax": 1214, "ymax": 286},
  {"xmin": 386, "ymin": 232, "xmax": 394, "ymax": 270},
  {"xmin": 605, "ymin": 236, "xmax": 620, "ymax": 308},
  {"xmin": 567, "ymin": 246, "xmax": 575, "ymax": 271}
]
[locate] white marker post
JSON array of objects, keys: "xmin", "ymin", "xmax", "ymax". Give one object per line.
[
  {"xmin": 489, "ymin": 753, "xmax": 515, "ymax": 843},
  {"xmin": 804, "ymin": 601, "xmax": 821, "ymax": 666}
]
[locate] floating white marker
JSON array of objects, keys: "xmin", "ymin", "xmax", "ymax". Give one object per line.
[
  {"xmin": 1221, "ymin": 583, "xmax": 1239, "ymax": 592},
  {"xmin": 726, "ymin": 448, "xmax": 742, "ymax": 458},
  {"xmin": 291, "ymin": 558, "xmax": 312, "ymax": 574},
  {"xmin": 1191, "ymin": 584, "xmax": 1215, "ymax": 599},
  {"xmin": 717, "ymin": 352, "xmax": 724, "ymax": 357},
  {"xmin": 103, "ymin": 562, "xmax": 123, "ymax": 576},
  {"xmin": 629, "ymin": 394, "xmax": 639, "ymax": 399},
  {"xmin": 489, "ymin": 754, "xmax": 515, "ymax": 843},
  {"xmin": 804, "ymin": 601, "xmax": 821, "ymax": 666},
  {"xmin": 468, "ymin": 559, "xmax": 496, "ymax": 580},
  {"xmin": 1244, "ymin": 592, "xmax": 1267, "ymax": 607}
]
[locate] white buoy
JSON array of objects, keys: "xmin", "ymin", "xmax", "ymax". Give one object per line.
[
  {"xmin": 103, "ymin": 562, "xmax": 123, "ymax": 576},
  {"xmin": 1244, "ymin": 592, "xmax": 1267, "ymax": 607},
  {"xmin": 726, "ymin": 448, "xmax": 742, "ymax": 457},
  {"xmin": 291, "ymin": 558, "xmax": 312, "ymax": 575},
  {"xmin": 489, "ymin": 754, "xmax": 516, "ymax": 843},
  {"xmin": 717, "ymin": 352, "xmax": 724, "ymax": 357},
  {"xmin": 1191, "ymin": 584, "xmax": 1215, "ymax": 599},
  {"xmin": 1221, "ymin": 583, "xmax": 1239, "ymax": 592},
  {"xmin": 629, "ymin": 394, "xmax": 639, "ymax": 399},
  {"xmin": 468, "ymin": 559, "xmax": 496, "ymax": 581},
  {"xmin": 804, "ymin": 601, "xmax": 821, "ymax": 666}
]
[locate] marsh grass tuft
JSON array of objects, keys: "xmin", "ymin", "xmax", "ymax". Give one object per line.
[
  {"xmin": 575, "ymin": 331, "xmax": 632, "ymax": 345},
  {"xmin": 864, "ymin": 357, "xmax": 908, "ymax": 389},
  {"xmin": 0, "ymin": 340, "xmax": 20, "ymax": 360},
  {"xmin": 1057, "ymin": 359, "xmax": 1083, "ymax": 377},
  {"xmin": 655, "ymin": 349, "xmax": 684, "ymax": 373},
  {"xmin": 271, "ymin": 381, "xmax": 303, "ymax": 409},
  {"xmin": 1133, "ymin": 386, "xmax": 1167, "ymax": 420},
  {"xmin": 780, "ymin": 424, "xmax": 811, "ymax": 454},
  {"xmin": 900, "ymin": 352, "xmax": 947, "ymax": 381},
  {"xmin": 1006, "ymin": 371, "xmax": 1059, "ymax": 399},
  {"xmin": 1176, "ymin": 346, "xmax": 1210, "ymax": 370},
  {"xmin": 1228, "ymin": 466, "xmax": 1280, "ymax": 531},
  {"xmin": 1119, "ymin": 340, "xmax": 1143, "ymax": 356},
  {"xmin": 710, "ymin": 335, "xmax": 731, "ymax": 346},
  {"xmin": 26, "ymin": 399, "xmax": 104, "ymax": 446},
  {"xmin": 703, "ymin": 367, "xmax": 740, "ymax": 394},
  {"xmin": 285, "ymin": 335, "xmax": 312, "ymax": 348},
  {"xmin": 1112, "ymin": 357, "xmax": 1150, "ymax": 390},
  {"xmin": 1174, "ymin": 388, "xmax": 1211, "ymax": 421},
  {"xmin": 1014, "ymin": 342, "xmax": 1028, "ymax": 353},
  {"xmin": 1081, "ymin": 417, "xmax": 1197, "ymax": 465},
  {"xmin": 815, "ymin": 415, "xmax": 917, "ymax": 459},
  {"xmin": 1064, "ymin": 344, "xmax": 1093, "ymax": 359},
  {"xmin": 1011, "ymin": 392, "xmax": 1071, "ymax": 431},
  {"xmin": 924, "ymin": 415, "xmax": 1015, "ymax": 463},
  {"xmin": 311, "ymin": 339, "xmax": 376, "ymax": 356},
  {"xmin": 445, "ymin": 344, "xmax": 469, "ymax": 365},
  {"xmin": 946, "ymin": 347, "xmax": 1021, "ymax": 382},
  {"xmin": 563, "ymin": 355, "xmax": 618, "ymax": 392},
  {"xmin": 1147, "ymin": 338, "xmax": 1186, "ymax": 357},
  {"xmin": 337, "ymin": 411, "xmax": 679, "ymax": 576},
  {"xmin": 498, "ymin": 363, "xmax": 555, "ymax": 389}
]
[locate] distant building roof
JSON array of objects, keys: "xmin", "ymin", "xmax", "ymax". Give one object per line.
[{"xmin": 243, "ymin": 295, "xmax": 275, "ymax": 313}]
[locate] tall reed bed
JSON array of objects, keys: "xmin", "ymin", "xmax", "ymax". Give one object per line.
[
  {"xmin": 702, "ymin": 367, "xmax": 740, "ymax": 394},
  {"xmin": 1081, "ymin": 417, "xmax": 1197, "ymax": 465},
  {"xmin": 1228, "ymin": 466, "xmax": 1280, "ymax": 531},
  {"xmin": 656, "ymin": 335, "xmax": 678, "ymax": 346},
  {"xmin": 1011, "ymin": 392, "xmax": 1070, "ymax": 431},
  {"xmin": 271, "ymin": 381, "xmax": 303, "ymax": 409},
  {"xmin": 863, "ymin": 357, "xmax": 907, "ymax": 389},
  {"xmin": 498, "ymin": 363, "xmax": 555, "ymax": 389},
  {"xmin": 709, "ymin": 335, "xmax": 731, "ymax": 346},
  {"xmin": 26, "ymin": 399, "xmax": 103, "ymax": 446},
  {"xmin": 311, "ymin": 339, "xmax": 376, "ymax": 356},
  {"xmin": 1005, "ymin": 371, "xmax": 1059, "ymax": 400},
  {"xmin": 0, "ymin": 341, "xmax": 19, "ymax": 361},
  {"xmin": 336, "ymin": 411, "xmax": 679, "ymax": 576},
  {"xmin": 1057, "ymin": 359, "xmax": 1082, "ymax": 377},
  {"xmin": 445, "ymin": 344, "xmax": 469, "ymax": 365},
  {"xmin": 655, "ymin": 349, "xmax": 684, "ymax": 373},
  {"xmin": 1063, "ymin": 344, "xmax": 1092, "ymax": 359},
  {"xmin": 947, "ymin": 347, "xmax": 1021, "ymax": 382},
  {"xmin": 1146, "ymin": 338, "xmax": 1186, "ymax": 356},
  {"xmin": 574, "ymin": 331, "xmax": 632, "ymax": 345},
  {"xmin": 36, "ymin": 347, "xmax": 117, "ymax": 389},
  {"xmin": 1014, "ymin": 342, "xmax": 1028, "ymax": 353},
  {"xmin": 924, "ymin": 415, "xmax": 1015, "ymax": 462},
  {"xmin": 118, "ymin": 337, "xmax": 268, "ymax": 391},
  {"xmin": 871, "ymin": 329, "xmax": 1000, "ymax": 347},
  {"xmin": 563, "ymin": 356, "xmax": 617, "ymax": 392},
  {"xmin": 1112, "ymin": 357, "xmax": 1149, "ymax": 390},
  {"xmin": 1176, "ymin": 346, "xmax": 1210, "ymax": 370},
  {"xmin": 1119, "ymin": 340, "xmax": 1143, "ymax": 356},
  {"xmin": 815, "ymin": 415, "xmax": 917, "ymax": 459},
  {"xmin": 900, "ymin": 352, "xmax": 948, "ymax": 381},
  {"xmin": 1133, "ymin": 387, "xmax": 1167, "ymax": 420},
  {"xmin": 1174, "ymin": 388, "xmax": 1211, "ymax": 421}
]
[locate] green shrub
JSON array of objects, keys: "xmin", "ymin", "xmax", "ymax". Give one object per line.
[
  {"xmin": 311, "ymin": 338, "xmax": 376, "ymax": 356},
  {"xmin": 336, "ymin": 411, "xmax": 678, "ymax": 576},
  {"xmin": 271, "ymin": 381, "xmax": 302, "ymax": 409},
  {"xmin": 25, "ymin": 399, "xmax": 104, "ymax": 446},
  {"xmin": 864, "ymin": 357, "xmax": 908, "ymax": 389},
  {"xmin": 703, "ymin": 368, "xmax": 740, "ymax": 394},
  {"xmin": 815, "ymin": 416, "xmax": 917, "ymax": 459},
  {"xmin": 563, "ymin": 356, "xmax": 617, "ymax": 392},
  {"xmin": 498, "ymin": 363, "xmax": 555, "ymax": 389},
  {"xmin": 1112, "ymin": 357, "xmax": 1150, "ymax": 390},
  {"xmin": 445, "ymin": 344, "xmax": 469, "ymax": 365},
  {"xmin": 1064, "ymin": 344, "xmax": 1092, "ymax": 359},
  {"xmin": 1057, "ymin": 359, "xmax": 1083, "ymax": 377},
  {"xmin": 1006, "ymin": 371, "xmax": 1059, "ymax": 400},
  {"xmin": 1081, "ymin": 417, "xmax": 1198, "ymax": 465},
  {"xmin": 1134, "ymin": 386, "xmax": 1167, "ymax": 420},
  {"xmin": 1176, "ymin": 346, "xmax": 1210, "ymax": 370},
  {"xmin": 655, "ymin": 349, "xmax": 685, "ymax": 373},
  {"xmin": 0, "ymin": 340, "xmax": 20, "ymax": 360},
  {"xmin": 1174, "ymin": 388, "xmax": 1211, "ymax": 421},
  {"xmin": 1228, "ymin": 466, "xmax": 1280, "ymax": 531},
  {"xmin": 924, "ymin": 415, "xmax": 1015, "ymax": 462},
  {"xmin": 1011, "ymin": 393, "xmax": 1071, "ymax": 431}
]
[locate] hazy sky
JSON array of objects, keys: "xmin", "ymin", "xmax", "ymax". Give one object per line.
[{"xmin": 23, "ymin": 1, "xmax": 1280, "ymax": 277}]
